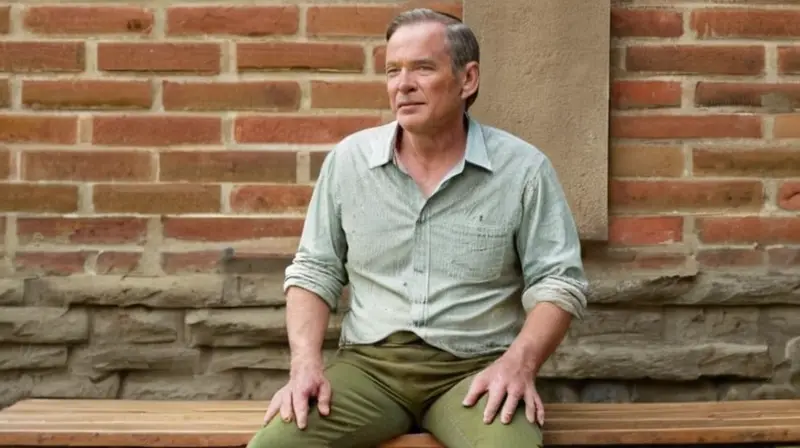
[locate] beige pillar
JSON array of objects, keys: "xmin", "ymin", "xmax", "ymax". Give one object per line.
[{"xmin": 464, "ymin": 1, "xmax": 610, "ymax": 241}]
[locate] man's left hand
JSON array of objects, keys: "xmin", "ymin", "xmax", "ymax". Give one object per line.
[{"xmin": 461, "ymin": 352, "xmax": 544, "ymax": 426}]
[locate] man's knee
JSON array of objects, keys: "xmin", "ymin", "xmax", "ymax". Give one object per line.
[{"xmin": 246, "ymin": 419, "xmax": 319, "ymax": 448}]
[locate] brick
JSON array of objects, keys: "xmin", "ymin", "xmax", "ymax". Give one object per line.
[
  {"xmin": 611, "ymin": 115, "xmax": 762, "ymax": 139},
  {"xmin": 610, "ymin": 144, "xmax": 684, "ymax": 177},
  {"xmin": 162, "ymin": 251, "xmax": 220, "ymax": 274},
  {"xmin": 768, "ymin": 248, "xmax": 800, "ymax": 268},
  {"xmin": 0, "ymin": 148, "xmax": 9, "ymax": 179},
  {"xmin": 0, "ymin": 78, "xmax": 9, "ymax": 107},
  {"xmin": 774, "ymin": 114, "xmax": 800, "ymax": 138},
  {"xmin": 167, "ymin": 6, "xmax": 298, "ymax": 36},
  {"xmin": 311, "ymin": 81, "xmax": 388, "ymax": 109},
  {"xmin": 611, "ymin": 180, "xmax": 763, "ymax": 212},
  {"xmin": 162, "ymin": 217, "xmax": 304, "ymax": 241},
  {"xmin": 0, "ymin": 183, "xmax": 78, "ymax": 212},
  {"xmin": 235, "ymin": 116, "xmax": 381, "ymax": 144},
  {"xmin": 24, "ymin": 6, "xmax": 153, "ymax": 34},
  {"xmin": 17, "ymin": 218, "xmax": 147, "ymax": 245},
  {"xmin": 374, "ymin": 46, "xmax": 386, "ymax": 74},
  {"xmin": 310, "ymin": 152, "xmax": 329, "ymax": 181},
  {"xmin": 611, "ymin": 8, "xmax": 683, "ymax": 37},
  {"xmin": 608, "ymin": 216, "xmax": 683, "ymax": 245},
  {"xmin": 93, "ymin": 184, "xmax": 221, "ymax": 214},
  {"xmin": 611, "ymin": 81, "xmax": 681, "ymax": 109},
  {"xmin": 692, "ymin": 9, "xmax": 800, "ymax": 38},
  {"xmin": 583, "ymin": 247, "xmax": 687, "ymax": 271},
  {"xmin": 23, "ymin": 150, "xmax": 152, "ymax": 182},
  {"xmin": 698, "ymin": 217, "xmax": 800, "ymax": 244},
  {"xmin": 23, "ymin": 80, "xmax": 151, "ymax": 110},
  {"xmin": 0, "ymin": 115, "xmax": 77, "ymax": 144},
  {"xmin": 0, "ymin": 42, "xmax": 84, "ymax": 72},
  {"xmin": 697, "ymin": 249, "xmax": 763, "ymax": 268},
  {"xmin": 307, "ymin": 2, "xmax": 461, "ymax": 37},
  {"xmin": 237, "ymin": 43, "xmax": 364, "ymax": 73},
  {"xmin": 160, "ymin": 151, "xmax": 296, "ymax": 183},
  {"xmin": 98, "ymin": 43, "xmax": 220, "ymax": 74},
  {"xmin": 693, "ymin": 148, "xmax": 800, "ymax": 178},
  {"xmin": 0, "ymin": 6, "xmax": 9, "ymax": 33},
  {"xmin": 778, "ymin": 181, "xmax": 800, "ymax": 211},
  {"xmin": 15, "ymin": 252, "xmax": 90, "ymax": 275},
  {"xmin": 230, "ymin": 185, "xmax": 313, "ymax": 214},
  {"xmin": 778, "ymin": 46, "xmax": 800, "ymax": 74},
  {"xmin": 97, "ymin": 252, "xmax": 141, "ymax": 275},
  {"xmin": 93, "ymin": 115, "xmax": 221, "ymax": 146},
  {"xmin": 163, "ymin": 81, "xmax": 300, "ymax": 111},
  {"xmin": 626, "ymin": 45, "xmax": 764, "ymax": 76},
  {"xmin": 695, "ymin": 82, "xmax": 800, "ymax": 108}
]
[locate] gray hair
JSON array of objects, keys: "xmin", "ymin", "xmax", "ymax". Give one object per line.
[{"xmin": 385, "ymin": 8, "xmax": 480, "ymax": 110}]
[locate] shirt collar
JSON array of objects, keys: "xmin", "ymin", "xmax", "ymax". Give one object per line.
[{"xmin": 368, "ymin": 114, "xmax": 493, "ymax": 172}]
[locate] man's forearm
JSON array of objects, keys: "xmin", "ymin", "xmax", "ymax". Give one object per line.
[
  {"xmin": 506, "ymin": 301, "xmax": 573, "ymax": 376},
  {"xmin": 285, "ymin": 286, "xmax": 331, "ymax": 370}
]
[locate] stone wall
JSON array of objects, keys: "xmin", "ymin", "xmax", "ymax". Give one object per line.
[{"xmin": 1, "ymin": 0, "xmax": 800, "ymax": 406}]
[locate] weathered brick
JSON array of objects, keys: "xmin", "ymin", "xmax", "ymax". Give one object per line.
[
  {"xmin": 0, "ymin": 6, "xmax": 9, "ymax": 34},
  {"xmin": 15, "ymin": 251, "xmax": 90, "ymax": 275},
  {"xmin": 609, "ymin": 217, "xmax": 683, "ymax": 246},
  {"xmin": 0, "ymin": 148, "xmax": 9, "ymax": 179},
  {"xmin": 24, "ymin": 6, "xmax": 153, "ymax": 34},
  {"xmin": 311, "ymin": 81, "xmax": 388, "ymax": 109},
  {"xmin": 0, "ymin": 78, "xmax": 10, "ymax": 108},
  {"xmin": 235, "ymin": 116, "xmax": 381, "ymax": 144},
  {"xmin": 159, "ymin": 151, "xmax": 296, "ymax": 183},
  {"xmin": 693, "ymin": 148, "xmax": 800, "ymax": 178},
  {"xmin": 167, "ymin": 6, "xmax": 298, "ymax": 36},
  {"xmin": 611, "ymin": 81, "xmax": 681, "ymax": 109},
  {"xmin": 310, "ymin": 151, "xmax": 329, "ymax": 181},
  {"xmin": 611, "ymin": 8, "xmax": 683, "ymax": 37},
  {"xmin": 611, "ymin": 144, "xmax": 684, "ymax": 177},
  {"xmin": 778, "ymin": 182, "xmax": 800, "ymax": 211},
  {"xmin": 769, "ymin": 248, "xmax": 800, "ymax": 268},
  {"xmin": 93, "ymin": 184, "xmax": 221, "ymax": 214},
  {"xmin": 698, "ymin": 217, "xmax": 800, "ymax": 244},
  {"xmin": 374, "ymin": 46, "xmax": 386, "ymax": 74},
  {"xmin": 611, "ymin": 115, "xmax": 762, "ymax": 139},
  {"xmin": 307, "ymin": 2, "xmax": 461, "ymax": 37},
  {"xmin": 162, "ymin": 218, "xmax": 304, "ymax": 241},
  {"xmin": 697, "ymin": 249, "xmax": 764, "ymax": 269},
  {"xmin": 17, "ymin": 217, "xmax": 147, "ymax": 245},
  {"xmin": 162, "ymin": 251, "xmax": 221, "ymax": 274},
  {"xmin": 778, "ymin": 46, "xmax": 800, "ymax": 74},
  {"xmin": 626, "ymin": 45, "xmax": 764, "ymax": 75},
  {"xmin": 23, "ymin": 80, "xmax": 151, "ymax": 110},
  {"xmin": 0, "ymin": 42, "xmax": 84, "ymax": 72},
  {"xmin": 163, "ymin": 81, "xmax": 300, "ymax": 111},
  {"xmin": 98, "ymin": 43, "xmax": 220, "ymax": 74},
  {"xmin": 0, "ymin": 115, "xmax": 77, "ymax": 144},
  {"xmin": 611, "ymin": 180, "xmax": 763, "ymax": 212},
  {"xmin": 237, "ymin": 43, "xmax": 364, "ymax": 72},
  {"xmin": 93, "ymin": 115, "xmax": 221, "ymax": 146},
  {"xmin": 0, "ymin": 184, "xmax": 78, "ymax": 213},
  {"xmin": 96, "ymin": 252, "xmax": 141, "ymax": 275},
  {"xmin": 695, "ymin": 82, "xmax": 800, "ymax": 108},
  {"xmin": 774, "ymin": 114, "xmax": 800, "ymax": 138},
  {"xmin": 22, "ymin": 150, "xmax": 152, "ymax": 181},
  {"xmin": 692, "ymin": 9, "xmax": 800, "ymax": 38},
  {"xmin": 230, "ymin": 185, "xmax": 313, "ymax": 214}
]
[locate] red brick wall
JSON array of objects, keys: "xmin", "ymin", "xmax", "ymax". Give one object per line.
[{"xmin": 0, "ymin": 1, "xmax": 797, "ymax": 277}]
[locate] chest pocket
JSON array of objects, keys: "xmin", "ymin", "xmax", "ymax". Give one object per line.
[{"xmin": 432, "ymin": 222, "xmax": 510, "ymax": 283}]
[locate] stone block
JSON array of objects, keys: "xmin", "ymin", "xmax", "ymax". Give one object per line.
[
  {"xmin": 72, "ymin": 345, "xmax": 201, "ymax": 375},
  {"xmin": 664, "ymin": 307, "xmax": 761, "ymax": 342},
  {"xmin": 0, "ymin": 346, "xmax": 68, "ymax": 370},
  {"xmin": 0, "ymin": 306, "xmax": 88, "ymax": 343},
  {"xmin": 631, "ymin": 381, "xmax": 717, "ymax": 402},
  {"xmin": 92, "ymin": 307, "xmax": 182, "ymax": 344},
  {"xmin": 570, "ymin": 308, "xmax": 662, "ymax": 342},
  {"xmin": 536, "ymin": 380, "xmax": 581, "ymax": 403},
  {"xmin": 121, "ymin": 372, "xmax": 242, "ymax": 400},
  {"xmin": 539, "ymin": 341, "xmax": 773, "ymax": 380},
  {"xmin": 207, "ymin": 347, "xmax": 339, "ymax": 373},
  {"xmin": 186, "ymin": 308, "xmax": 341, "ymax": 347},
  {"xmin": 0, "ymin": 279, "xmax": 23, "ymax": 305},
  {"xmin": 579, "ymin": 382, "xmax": 630, "ymax": 403},
  {"xmin": 241, "ymin": 370, "xmax": 290, "ymax": 400}
]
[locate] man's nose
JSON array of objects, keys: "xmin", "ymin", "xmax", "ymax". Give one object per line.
[{"xmin": 397, "ymin": 71, "xmax": 415, "ymax": 92}]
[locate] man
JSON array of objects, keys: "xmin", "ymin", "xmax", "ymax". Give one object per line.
[{"xmin": 247, "ymin": 8, "xmax": 588, "ymax": 448}]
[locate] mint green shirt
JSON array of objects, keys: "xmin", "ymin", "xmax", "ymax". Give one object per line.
[{"xmin": 284, "ymin": 116, "xmax": 588, "ymax": 358}]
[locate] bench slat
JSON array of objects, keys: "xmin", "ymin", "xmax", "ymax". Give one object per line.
[{"xmin": 2, "ymin": 399, "xmax": 799, "ymax": 447}]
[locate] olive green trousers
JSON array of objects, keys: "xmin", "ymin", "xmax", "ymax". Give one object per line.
[{"xmin": 246, "ymin": 331, "xmax": 543, "ymax": 448}]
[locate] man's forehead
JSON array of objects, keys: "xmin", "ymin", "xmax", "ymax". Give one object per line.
[{"xmin": 387, "ymin": 22, "xmax": 448, "ymax": 48}]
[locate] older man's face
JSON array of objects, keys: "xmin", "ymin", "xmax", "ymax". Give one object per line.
[{"xmin": 385, "ymin": 22, "xmax": 466, "ymax": 134}]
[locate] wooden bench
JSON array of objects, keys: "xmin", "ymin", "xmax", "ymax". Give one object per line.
[{"xmin": 1, "ymin": 399, "xmax": 800, "ymax": 447}]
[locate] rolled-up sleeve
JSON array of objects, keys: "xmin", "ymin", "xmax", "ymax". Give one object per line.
[
  {"xmin": 283, "ymin": 149, "xmax": 348, "ymax": 311},
  {"xmin": 516, "ymin": 157, "xmax": 588, "ymax": 320}
]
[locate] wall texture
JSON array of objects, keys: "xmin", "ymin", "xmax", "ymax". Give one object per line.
[{"xmin": 1, "ymin": 0, "xmax": 800, "ymax": 406}]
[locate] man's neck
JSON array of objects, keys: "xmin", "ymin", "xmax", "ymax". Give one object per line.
[{"xmin": 397, "ymin": 116, "xmax": 468, "ymax": 171}]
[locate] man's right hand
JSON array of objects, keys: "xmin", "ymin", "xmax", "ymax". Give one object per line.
[{"xmin": 263, "ymin": 359, "xmax": 332, "ymax": 430}]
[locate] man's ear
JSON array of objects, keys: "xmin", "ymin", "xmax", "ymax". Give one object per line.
[{"xmin": 460, "ymin": 61, "xmax": 480, "ymax": 101}]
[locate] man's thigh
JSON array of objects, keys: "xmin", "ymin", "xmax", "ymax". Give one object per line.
[
  {"xmin": 247, "ymin": 361, "xmax": 413, "ymax": 448},
  {"xmin": 422, "ymin": 374, "xmax": 543, "ymax": 448}
]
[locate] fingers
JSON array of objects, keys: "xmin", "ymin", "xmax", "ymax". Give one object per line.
[
  {"xmin": 499, "ymin": 389, "xmax": 522, "ymax": 424},
  {"xmin": 280, "ymin": 392, "xmax": 294, "ymax": 424},
  {"xmin": 263, "ymin": 396, "xmax": 281, "ymax": 425},
  {"xmin": 524, "ymin": 386, "xmax": 538, "ymax": 424},
  {"xmin": 482, "ymin": 384, "xmax": 505, "ymax": 424},
  {"xmin": 317, "ymin": 380, "xmax": 332, "ymax": 416},
  {"xmin": 293, "ymin": 389, "xmax": 311, "ymax": 430},
  {"xmin": 462, "ymin": 375, "xmax": 487, "ymax": 407},
  {"xmin": 534, "ymin": 389, "xmax": 545, "ymax": 425}
]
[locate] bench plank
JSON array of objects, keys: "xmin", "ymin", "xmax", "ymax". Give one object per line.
[{"xmin": 1, "ymin": 399, "xmax": 799, "ymax": 447}]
